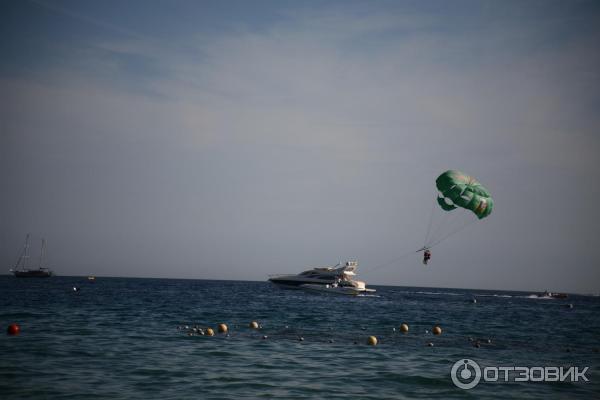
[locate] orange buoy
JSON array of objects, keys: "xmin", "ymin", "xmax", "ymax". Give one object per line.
[
  {"xmin": 367, "ymin": 336, "xmax": 378, "ymax": 346},
  {"xmin": 7, "ymin": 324, "xmax": 20, "ymax": 336},
  {"xmin": 205, "ymin": 328, "xmax": 215, "ymax": 336},
  {"xmin": 249, "ymin": 321, "xmax": 259, "ymax": 329},
  {"xmin": 400, "ymin": 323, "xmax": 409, "ymax": 333},
  {"xmin": 217, "ymin": 323, "xmax": 228, "ymax": 334},
  {"xmin": 432, "ymin": 325, "xmax": 442, "ymax": 335}
]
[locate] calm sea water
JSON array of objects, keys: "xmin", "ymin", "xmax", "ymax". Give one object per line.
[{"xmin": 1, "ymin": 276, "xmax": 598, "ymax": 399}]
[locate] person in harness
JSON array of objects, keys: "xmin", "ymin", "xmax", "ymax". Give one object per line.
[{"xmin": 423, "ymin": 249, "xmax": 431, "ymax": 265}]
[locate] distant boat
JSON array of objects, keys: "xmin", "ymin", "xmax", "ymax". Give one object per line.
[
  {"xmin": 10, "ymin": 234, "xmax": 53, "ymax": 278},
  {"xmin": 87, "ymin": 276, "xmax": 96, "ymax": 282},
  {"xmin": 530, "ymin": 290, "xmax": 568, "ymax": 299},
  {"xmin": 542, "ymin": 291, "xmax": 568, "ymax": 299},
  {"xmin": 269, "ymin": 261, "xmax": 360, "ymax": 287},
  {"xmin": 268, "ymin": 261, "xmax": 376, "ymax": 295}
]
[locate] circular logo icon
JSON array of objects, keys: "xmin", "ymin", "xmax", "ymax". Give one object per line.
[{"xmin": 451, "ymin": 359, "xmax": 481, "ymax": 389}]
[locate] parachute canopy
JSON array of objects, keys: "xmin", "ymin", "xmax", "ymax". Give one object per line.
[{"xmin": 436, "ymin": 170, "xmax": 493, "ymax": 219}]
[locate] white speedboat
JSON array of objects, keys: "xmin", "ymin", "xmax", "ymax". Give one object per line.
[
  {"xmin": 529, "ymin": 290, "xmax": 568, "ymax": 299},
  {"xmin": 268, "ymin": 261, "xmax": 359, "ymax": 287}
]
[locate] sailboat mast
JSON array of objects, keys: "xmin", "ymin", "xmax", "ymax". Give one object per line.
[
  {"xmin": 39, "ymin": 239, "xmax": 46, "ymax": 269},
  {"xmin": 22, "ymin": 234, "xmax": 30, "ymax": 269}
]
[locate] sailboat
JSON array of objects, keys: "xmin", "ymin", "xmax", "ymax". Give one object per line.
[{"xmin": 10, "ymin": 234, "xmax": 53, "ymax": 277}]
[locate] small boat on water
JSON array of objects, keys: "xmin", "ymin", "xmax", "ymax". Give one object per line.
[
  {"xmin": 10, "ymin": 234, "xmax": 53, "ymax": 278},
  {"xmin": 268, "ymin": 261, "xmax": 375, "ymax": 295},
  {"xmin": 531, "ymin": 290, "xmax": 568, "ymax": 299},
  {"xmin": 543, "ymin": 291, "xmax": 568, "ymax": 299}
]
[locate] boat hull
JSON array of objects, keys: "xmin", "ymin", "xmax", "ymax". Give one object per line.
[
  {"xmin": 13, "ymin": 269, "xmax": 53, "ymax": 278},
  {"xmin": 299, "ymin": 284, "xmax": 376, "ymax": 296}
]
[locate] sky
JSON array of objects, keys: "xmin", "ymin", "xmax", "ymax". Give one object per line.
[{"xmin": 1, "ymin": 0, "xmax": 599, "ymax": 293}]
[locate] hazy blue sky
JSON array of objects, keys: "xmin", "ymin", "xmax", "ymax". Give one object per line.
[{"xmin": 1, "ymin": 0, "xmax": 599, "ymax": 292}]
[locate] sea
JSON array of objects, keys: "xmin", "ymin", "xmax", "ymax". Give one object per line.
[{"xmin": 1, "ymin": 276, "xmax": 599, "ymax": 399}]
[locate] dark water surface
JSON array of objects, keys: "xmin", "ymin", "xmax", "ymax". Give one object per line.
[{"xmin": 1, "ymin": 276, "xmax": 599, "ymax": 399}]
